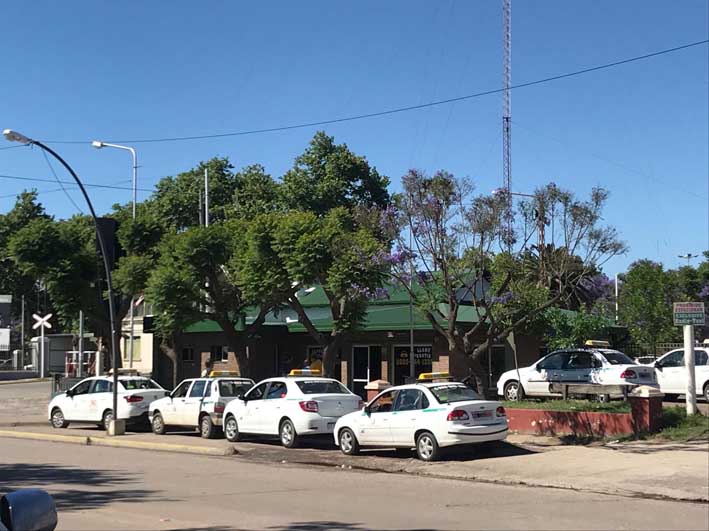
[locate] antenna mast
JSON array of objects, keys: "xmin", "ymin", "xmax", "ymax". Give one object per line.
[{"xmin": 502, "ymin": 0, "xmax": 512, "ymax": 244}]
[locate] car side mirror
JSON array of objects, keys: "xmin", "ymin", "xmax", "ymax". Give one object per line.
[
  {"xmin": 1, "ymin": 489, "xmax": 57, "ymax": 531},
  {"xmin": 239, "ymin": 394, "xmax": 248, "ymax": 402},
  {"xmin": 364, "ymin": 404, "xmax": 371, "ymax": 415},
  {"xmin": 655, "ymin": 362, "xmax": 663, "ymax": 371},
  {"xmin": 65, "ymin": 389, "xmax": 73, "ymax": 398}
]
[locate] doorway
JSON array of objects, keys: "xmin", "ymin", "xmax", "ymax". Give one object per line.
[{"xmin": 352, "ymin": 345, "xmax": 382, "ymax": 399}]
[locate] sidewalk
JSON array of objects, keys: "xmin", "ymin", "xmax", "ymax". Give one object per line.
[{"xmin": 1, "ymin": 422, "xmax": 706, "ymax": 503}]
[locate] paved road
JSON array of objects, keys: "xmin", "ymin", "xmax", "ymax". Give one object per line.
[
  {"xmin": 0, "ymin": 380, "xmax": 51, "ymax": 424},
  {"xmin": 2, "ymin": 438, "xmax": 708, "ymax": 531}
]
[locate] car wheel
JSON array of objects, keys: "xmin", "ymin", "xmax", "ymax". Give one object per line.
[
  {"xmin": 152, "ymin": 412, "xmax": 166, "ymax": 435},
  {"xmin": 503, "ymin": 381, "xmax": 524, "ymax": 401},
  {"xmin": 280, "ymin": 419, "xmax": 298, "ymax": 448},
  {"xmin": 338, "ymin": 428, "xmax": 359, "ymax": 455},
  {"xmin": 50, "ymin": 408, "xmax": 69, "ymax": 429},
  {"xmin": 102, "ymin": 409, "xmax": 114, "ymax": 431},
  {"xmin": 416, "ymin": 431, "xmax": 440, "ymax": 462},
  {"xmin": 224, "ymin": 415, "xmax": 240, "ymax": 442},
  {"xmin": 200, "ymin": 415, "xmax": 215, "ymax": 439},
  {"xmin": 597, "ymin": 393, "xmax": 611, "ymax": 403},
  {"xmin": 703, "ymin": 383, "xmax": 709, "ymax": 403}
]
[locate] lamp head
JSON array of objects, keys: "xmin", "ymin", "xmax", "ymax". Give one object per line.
[
  {"xmin": 3, "ymin": 129, "xmax": 33, "ymax": 144},
  {"xmin": 91, "ymin": 141, "xmax": 104, "ymax": 149}
]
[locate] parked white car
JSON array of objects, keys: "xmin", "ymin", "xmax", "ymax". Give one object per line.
[
  {"xmin": 497, "ymin": 343, "xmax": 656, "ymax": 401},
  {"xmin": 334, "ymin": 373, "xmax": 508, "ymax": 461},
  {"xmin": 646, "ymin": 347, "xmax": 709, "ymax": 401},
  {"xmin": 222, "ymin": 370, "xmax": 362, "ymax": 447},
  {"xmin": 48, "ymin": 374, "xmax": 167, "ymax": 429},
  {"xmin": 148, "ymin": 373, "xmax": 254, "ymax": 438}
]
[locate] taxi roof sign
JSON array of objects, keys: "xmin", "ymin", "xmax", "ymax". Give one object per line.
[
  {"xmin": 418, "ymin": 371, "xmax": 452, "ymax": 381},
  {"xmin": 288, "ymin": 369, "xmax": 322, "ymax": 377},
  {"xmin": 208, "ymin": 370, "xmax": 239, "ymax": 377},
  {"xmin": 108, "ymin": 368, "xmax": 139, "ymax": 375},
  {"xmin": 584, "ymin": 340, "xmax": 610, "ymax": 347}
]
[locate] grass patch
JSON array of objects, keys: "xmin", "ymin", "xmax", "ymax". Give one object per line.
[
  {"xmin": 502, "ymin": 399, "xmax": 630, "ymax": 414},
  {"xmin": 654, "ymin": 407, "xmax": 709, "ymax": 442}
]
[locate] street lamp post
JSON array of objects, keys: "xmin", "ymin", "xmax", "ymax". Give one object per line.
[
  {"xmin": 4, "ymin": 129, "xmax": 123, "ymax": 435},
  {"xmin": 92, "ymin": 141, "xmax": 137, "ymax": 369},
  {"xmin": 678, "ymin": 253, "xmax": 699, "ymax": 267}
]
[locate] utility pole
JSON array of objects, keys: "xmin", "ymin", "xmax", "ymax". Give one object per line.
[
  {"xmin": 684, "ymin": 324, "xmax": 697, "ymax": 415},
  {"xmin": 78, "ymin": 310, "xmax": 83, "ymax": 378},
  {"xmin": 614, "ymin": 274, "xmax": 619, "ymax": 323},
  {"xmin": 20, "ymin": 295, "xmax": 24, "ymax": 363},
  {"xmin": 678, "ymin": 253, "xmax": 698, "ymax": 266},
  {"xmin": 204, "ymin": 168, "xmax": 210, "ymax": 227}
]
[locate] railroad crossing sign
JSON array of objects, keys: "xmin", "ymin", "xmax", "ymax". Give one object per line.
[
  {"xmin": 32, "ymin": 313, "xmax": 52, "ymax": 330},
  {"xmin": 673, "ymin": 302, "xmax": 705, "ymax": 326}
]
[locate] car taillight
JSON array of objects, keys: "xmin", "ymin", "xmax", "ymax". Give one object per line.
[
  {"xmin": 496, "ymin": 406, "xmax": 506, "ymax": 417},
  {"xmin": 620, "ymin": 369, "xmax": 637, "ymax": 379},
  {"xmin": 299, "ymin": 400, "xmax": 319, "ymax": 413},
  {"xmin": 357, "ymin": 400, "xmax": 365, "ymax": 409},
  {"xmin": 446, "ymin": 410, "xmax": 469, "ymax": 421},
  {"xmin": 214, "ymin": 401, "xmax": 225, "ymax": 413},
  {"xmin": 124, "ymin": 395, "xmax": 143, "ymax": 403}
]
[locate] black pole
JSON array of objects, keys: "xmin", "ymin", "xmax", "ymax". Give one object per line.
[{"xmin": 29, "ymin": 140, "xmax": 120, "ymax": 429}]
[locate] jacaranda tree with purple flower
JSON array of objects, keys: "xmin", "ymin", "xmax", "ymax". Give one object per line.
[{"xmin": 389, "ymin": 169, "xmax": 626, "ymax": 395}]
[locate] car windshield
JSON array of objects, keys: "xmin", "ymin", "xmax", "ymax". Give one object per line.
[
  {"xmin": 430, "ymin": 384, "xmax": 481, "ymax": 404},
  {"xmin": 295, "ymin": 380, "xmax": 349, "ymax": 394},
  {"xmin": 120, "ymin": 378, "xmax": 161, "ymax": 390},
  {"xmin": 218, "ymin": 380, "xmax": 253, "ymax": 397},
  {"xmin": 599, "ymin": 351, "xmax": 635, "ymax": 365}
]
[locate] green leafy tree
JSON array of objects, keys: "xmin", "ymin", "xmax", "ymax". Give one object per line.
[
  {"xmin": 618, "ymin": 260, "xmax": 678, "ymax": 349},
  {"xmin": 0, "ymin": 191, "xmax": 51, "ymax": 324},
  {"xmin": 239, "ymin": 132, "xmax": 392, "ymax": 377},
  {"xmin": 146, "ymin": 222, "xmax": 276, "ymax": 384},
  {"xmin": 544, "ymin": 308, "xmax": 610, "ymax": 351}
]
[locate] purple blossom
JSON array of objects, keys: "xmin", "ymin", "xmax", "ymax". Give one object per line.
[
  {"xmin": 374, "ymin": 287, "xmax": 390, "ymax": 300},
  {"xmin": 699, "ymin": 284, "xmax": 709, "ymax": 299},
  {"xmin": 490, "ymin": 291, "xmax": 514, "ymax": 304}
]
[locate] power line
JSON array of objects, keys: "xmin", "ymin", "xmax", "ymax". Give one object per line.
[
  {"xmin": 0, "ymin": 173, "xmax": 155, "ymax": 193},
  {"xmin": 40, "ymin": 148, "xmax": 84, "ymax": 214},
  {"xmin": 38, "ymin": 39, "xmax": 708, "ymax": 146},
  {"xmin": 0, "ymin": 186, "xmax": 77, "ymax": 200}
]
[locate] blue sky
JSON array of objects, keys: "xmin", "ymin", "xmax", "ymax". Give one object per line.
[{"xmin": 1, "ymin": 0, "xmax": 707, "ymax": 275}]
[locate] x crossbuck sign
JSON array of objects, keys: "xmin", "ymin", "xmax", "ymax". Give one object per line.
[{"xmin": 32, "ymin": 313, "xmax": 52, "ymax": 330}]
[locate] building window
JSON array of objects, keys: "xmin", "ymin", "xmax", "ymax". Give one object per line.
[
  {"xmin": 182, "ymin": 347, "xmax": 195, "ymax": 363},
  {"xmin": 211, "ymin": 345, "xmax": 229, "ymax": 363},
  {"xmin": 122, "ymin": 336, "xmax": 142, "ymax": 362}
]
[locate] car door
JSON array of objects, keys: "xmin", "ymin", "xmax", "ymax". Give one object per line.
[
  {"xmin": 261, "ymin": 381, "xmax": 288, "ymax": 435},
  {"xmin": 564, "ymin": 351, "xmax": 595, "ymax": 383},
  {"xmin": 655, "ymin": 350, "xmax": 685, "ymax": 394},
  {"xmin": 87, "ymin": 379, "xmax": 113, "ymax": 422},
  {"xmin": 358, "ymin": 390, "xmax": 397, "ymax": 445},
  {"xmin": 389, "ymin": 388, "xmax": 428, "ymax": 446},
  {"xmin": 179, "ymin": 379, "xmax": 207, "ymax": 426},
  {"xmin": 527, "ymin": 353, "xmax": 566, "ymax": 396},
  {"xmin": 238, "ymin": 382, "xmax": 269, "ymax": 433},
  {"xmin": 66, "ymin": 379, "xmax": 93, "ymax": 420},
  {"xmin": 163, "ymin": 380, "xmax": 192, "ymax": 425}
]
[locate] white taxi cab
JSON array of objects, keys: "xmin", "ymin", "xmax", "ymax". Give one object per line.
[
  {"xmin": 48, "ymin": 371, "xmax": 167, "ymax": 430},
  {"xmin": 334, "ymin": 373, "xmax": 508, "ymax": 461},
  {"xmin": 148, "ymin": 371, "xmax": 254, "ymax": 438},
  {"xmin": 222, "ymin": 369, "xmax": 362, "ymax": 448},
  {"xmin": 497, "ymin": 341, "xmax": 656, "ymax": 401},
  {"xmin": 646, "ymin": 346, "xmax": 709, "ymax": 401}
]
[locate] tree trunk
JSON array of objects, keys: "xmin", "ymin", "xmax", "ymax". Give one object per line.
[
  {"xmin": 159, "ymin": 335, "xmax": 178, "ymax": 389},
  {"xmin": 322, "ymin": 333, "xmax": 345, "ymax": 378},
  {"xmin": 221, "ymin": 324, "xmax": 250, "ymax": 378},
  {"xmin": 468, "ymin": 355, "xmax": 488, "ymax": 398}
]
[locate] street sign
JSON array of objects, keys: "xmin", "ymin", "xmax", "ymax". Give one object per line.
[
  {"xmin": 673, "ymin": 302, "xmax": 705, "ymax": 326},
  {"xmin": 32, "ymin": 313, "xmax": 52, "ymax": 330}
]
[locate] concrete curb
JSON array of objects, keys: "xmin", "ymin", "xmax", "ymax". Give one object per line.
[{"xmin": 0, "ymin": 429, "xmax": 237, "ymax": 457}]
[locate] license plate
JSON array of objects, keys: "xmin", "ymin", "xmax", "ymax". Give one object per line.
[{"xmin": 472, "ymin": 410, "xmax": 492, "ymax": 419}]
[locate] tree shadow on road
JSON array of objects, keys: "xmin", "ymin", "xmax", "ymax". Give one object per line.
[{"xmin": 0, "ymin": 462, "xmax": 169, "ymax": 512}]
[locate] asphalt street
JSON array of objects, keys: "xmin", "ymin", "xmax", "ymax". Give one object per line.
[{"xmin": 2, "ymin": 438, "xmax": 708, "ymax": 531}]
